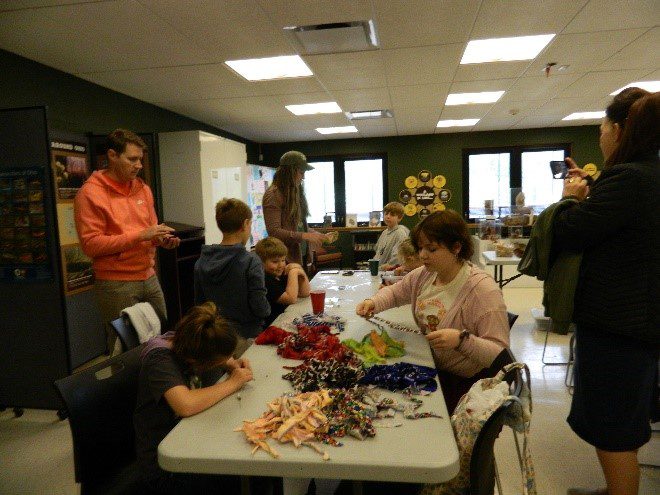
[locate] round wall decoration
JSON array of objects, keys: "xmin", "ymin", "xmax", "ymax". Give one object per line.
[{"xmin": 398, "ymin": 171, "xmax": 453, "ymax": 219}]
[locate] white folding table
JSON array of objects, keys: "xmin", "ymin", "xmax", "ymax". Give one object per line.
[
  {"xmin": 482, "ymin": 250, "xmax": 523, "ymax": 288},
  {"xmin": 158, "ymin": 270, "xmax": 459, "ymax": 493}
]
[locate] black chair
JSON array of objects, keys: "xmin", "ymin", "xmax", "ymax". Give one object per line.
[
  {"xmin": 54, "ymin": 345, "xmax": 144, "ymax": 495},
  {"xmin": 469, "ymin": 398, "xmax": 520, "ymax": 495},
  {"xmin": 111, "ymin": 315, "xmax": 140, "ymax": 352},
  {"xmin": 470, "ymin": 359, "xmax": 529, "ymax": 495},
  {"xmin": 507, "ymin": 312, "xmax": 519, "ymax": 329}
]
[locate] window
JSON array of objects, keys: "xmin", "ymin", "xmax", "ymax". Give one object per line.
[
  {"xmin": 463, "ymin": 145, "xmax": 569, "ymax": 219},
  {"xmin": 306, "ymin": 155, "xmax": 387, "ymax": 226}
]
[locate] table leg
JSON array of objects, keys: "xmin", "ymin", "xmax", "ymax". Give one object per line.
[{"xmin": 282, "ymin": 477, "xmax": 311, "ymax": 495}]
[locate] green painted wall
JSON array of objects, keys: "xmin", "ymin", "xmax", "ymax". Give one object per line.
[
  {"xmin": 261, "ymin": 126, "xmax": 601, "ymax": 228},
  {"xmin": 0, "ymin": 49, "xmax": 258, "ymax": 156}
]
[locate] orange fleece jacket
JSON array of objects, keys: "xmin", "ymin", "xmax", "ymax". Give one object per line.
[{"xmin": 74, "ymin": 170, "xmax": 158, "ymax": 281}]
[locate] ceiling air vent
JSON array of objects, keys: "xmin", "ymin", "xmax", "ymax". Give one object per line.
[{"xmin": 284, "ymin": 20, "xmax": 379, "ymax": 54}]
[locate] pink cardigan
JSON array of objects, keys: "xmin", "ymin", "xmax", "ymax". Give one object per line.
[{"xmin": 369, "ymin": 263, "xmax": 510, "ymax": 377}]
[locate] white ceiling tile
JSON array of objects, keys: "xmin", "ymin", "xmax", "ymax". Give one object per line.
[
  {"xmin": 594, "ymin": 27, "xmax": 660, "ymax": 71},
  {"xmin": 473, "ymin": 117, "xmax": 524, "ymax": 131},
  {"xmin": 330, "ymin": 88, "xmax": 392, "ymax": 112},
  {"xmin": 564, "ymin": 0, "xmax": 660, "ymax": 33},
  {"xmin": 389, "ymin": 83, "xmax": 451, "ymax": 109},
  {"xmin": 383, "ymin": 44, "xmax": 464, "ymax": 86},
  {"xmin": 140, "ymin": 0, "xmax": 290, "ymax": 61},
  {"xmin": 304, "ymin": 51, "xmax": 387, "ymax": 90},
  {"xmin": 471, "ymin": 0, "xmax": 588, "ymax": 38},
  {"xmin": 500, "ymin": 73, "xmax": 582, "ymax": 103},
  {"xmin": 0, "ymin": 0, "xmax": 91, "ymax": 9},
  {"xmin": 557, "ymin": 69, "xmax": 652, "ymax": 98},
  {"xmin": 353, "ymin": 118, "xmax": 398, "ymax": 137},
  {"xmin": 455, "ymin": 61, "xmax": 530, "ymax": 82},
  {"xmin": 439, "ymin": 105, "xmax": 491, "ymax": 120},
  {"xmin": 255, "ymin": 0, "xmax": 373, "ymax": 28},
  {"xmin": 0, "ymin": 0, "xmax": 214, "ymax": 73},
  {"xmin": 374, "ymin": 0, "xmax": 480, "ymax": 49},
  {"xmin": 394, "ymin": 107, "xmax": 440, "ymax": 136},
  {"xmin": 529, "ymin": 29, "xmax": 649, "ymax": 74},
  {"xmin": 448, "ymin": 78, "xmax": 516, "ymax": 94}
]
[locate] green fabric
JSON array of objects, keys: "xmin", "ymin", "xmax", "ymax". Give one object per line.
[
  {"xmin": 343, "ymin": 329, "xmax": 406, "ymax": 365},
  {"xmin": 517, "ymin": 199, "xmax": 582, "ymax": 334}
]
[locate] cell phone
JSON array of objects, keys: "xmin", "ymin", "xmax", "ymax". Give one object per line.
[{"xmin": 550, "ymin": 160, "xmax": 568, "ymax": 179}]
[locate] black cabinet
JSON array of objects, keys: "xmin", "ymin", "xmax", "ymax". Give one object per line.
[{"xmin": 158, "ymin": 223, "xmax": 204, "ymax": 328}]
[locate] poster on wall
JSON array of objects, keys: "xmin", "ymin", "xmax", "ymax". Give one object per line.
[
  {"xmin": 60, "ymin": 243, "xmax": 94, "ymax": 294},
  {"xmin": 399, "ymin": 171, "xmax": 452, "ymax": 218},
  {"xmin": 0, "ymin": 167, "xmax": 52, "ymax": 281},
  {"xmin": 51, "ymin": 140, "xmax": 89, "ymax": 200}
]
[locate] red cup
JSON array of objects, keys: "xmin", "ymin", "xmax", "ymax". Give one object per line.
[{"xmin": 310, "ymin": 290, "xmax": 326, "ymax": 314}]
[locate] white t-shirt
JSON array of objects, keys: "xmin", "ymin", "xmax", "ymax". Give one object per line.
[{"xmin": 414, "ymin": 263, "xmax": 470, "ymax": 334}]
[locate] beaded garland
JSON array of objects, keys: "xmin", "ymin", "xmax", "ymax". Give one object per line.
[{"xmin": 368, "ymin": 315, "xmax": 422, "ymax": 335}]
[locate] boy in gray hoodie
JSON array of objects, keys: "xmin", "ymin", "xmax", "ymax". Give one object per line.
[{"xmin": 194, "ymin": 198, "xmax": 270, "ymax": 342}]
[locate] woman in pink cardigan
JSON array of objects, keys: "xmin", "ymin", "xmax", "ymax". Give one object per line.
[{"xmin": 356, "ymin": 210, "xmax": 510, "ymax": 413}]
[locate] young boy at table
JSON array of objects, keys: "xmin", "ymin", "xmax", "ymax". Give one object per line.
[
  {"xmin": 194, "ymin": 198, "xmax": 270, "ymax": 351},
  {"xmin": 134, "ymin": 302, "xmax": 252, "ymax": 494},
  {"xmin": 255, "ymin": 236, "xmax": 310, "ymax": 327},
  {"xmin": 374, "ymin": 202, "xmax": 410, "ymax": 271}
]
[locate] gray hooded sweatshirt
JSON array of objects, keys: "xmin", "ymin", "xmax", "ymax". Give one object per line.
[{"xmin": 193, "ymin": 243, "xmax": 270, "ymax": 338}]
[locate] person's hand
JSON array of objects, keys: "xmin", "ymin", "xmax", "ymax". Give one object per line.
[
  {"xmin": 228, "ymin": 366, "xmax": 253, "ymax": 389},
  {"xmin": 426, "ymin": 328, "xmax": 462, "ymax": 352},
  {"xmin": 285, "ymin": 262, "xmax": 303, "ymax": 274},
  {"xmin": 393, "ymin": 266, "xmax": 406, "ymax": 275},
  {"xmin": 356, "ymin": 299, "xmax": 375, "ymax": 317},
  {"xmin": 225, "ymin": 357, "xmax": 251, "ymax": 371},
  {"xmin": 565, "ymin": 157, "xmax": 589, "ymax": 180},
  {"xmin": 562, "ymin": 176, "xmax": 589, "ymax": 201},
  {"xmin": 140, "ymin": 223, "xmax": 175, "ymax": 242},
  {"xmin": 159, "ymin": 236, "xmax": 180, "ymax": 249},
  {"xmin": 303, "ymin": 231, "xmax": 328, "ymax": 244}
]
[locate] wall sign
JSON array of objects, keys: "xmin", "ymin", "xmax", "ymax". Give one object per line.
[{"xmin": 399, "ymin": 170, "xmax": 452, "ymax": 218}]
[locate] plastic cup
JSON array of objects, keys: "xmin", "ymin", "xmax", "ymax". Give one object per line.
[
  {"xmin": 310, "ymin": 290, "xmax": 326, "ymax": 314},
  {"xmin": 368, "ymin": 259, "xmax": 380, "ymax": 276}
]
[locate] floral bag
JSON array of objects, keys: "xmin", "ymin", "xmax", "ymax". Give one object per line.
[{"xmin": 420, "ymin": 362, "xmax": 536, "ymax": 495}]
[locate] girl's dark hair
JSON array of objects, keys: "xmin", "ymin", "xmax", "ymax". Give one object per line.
[
  {"xmin": 272, "ymin": 162, "xmax": 309, "ymax": 225},
  {"xmin": 172, "ymin": 302, "xmax": 237, "ymax": 363},
  {"xmin": 605, "ymin": 87, "xmax": 650, "ymax": 128},
  {"xmin": 605, "ymin": 92, "xmax": 659, "ymax": 167},
  {"xmin": 410, "ymin": 209, "xmax": 474, "ymax": 262}
]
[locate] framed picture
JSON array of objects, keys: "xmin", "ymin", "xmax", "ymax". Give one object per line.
[{"xmin": 345, "ymin": 213, "xmax": 357, "ymax": 228}]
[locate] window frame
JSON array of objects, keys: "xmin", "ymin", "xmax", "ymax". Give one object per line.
[
  {"xmin": 462, "ymin": 143, "xmax": 571, "ymax": 221},
  {"xmin": 305, "ymin": 153, "xmax": 388, "ymax": 227}
]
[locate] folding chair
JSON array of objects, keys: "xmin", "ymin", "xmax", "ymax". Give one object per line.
[
  {"xmin": 54, "ymin": 345, "xmax": 144, "ymax": 495},
  {"xmin": 111, "ymin": 315, "xmax": 140, "ymax": 352}
]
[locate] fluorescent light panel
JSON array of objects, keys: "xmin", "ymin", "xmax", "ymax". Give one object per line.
[
  {"xmin": 461, "ymin": 34, "xmax": 555, "ymax": 64},
  {"xmin": 436, "ymin": 118, "xmax": 480, "ymax": 128},
  {"xmin": 445, "ymin": 91, "xmax": 504, "ymax": 106},
  {"xmin": 610, "ymin": 80, "xmax": 660, "ymax": 95},
  {"xmin": 562, "ymin": 111, "xmax": 606, "ymax": 121},
  {"xmin": 286, "ymin": 102, "xmax": 342, "ymax": 115},
  {"xmin": 224, "ymin": 55, "xmax": 312, "ymax": 81},
  {"xmin": 316, "ymin": 126, "xmax": 358, "ymax": 135},
  {"xmin": 347, "ymin": 109, "xmax": 392, "ymax": 120}
]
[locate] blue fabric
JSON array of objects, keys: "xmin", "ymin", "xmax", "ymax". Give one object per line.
[{"xmin": 359, "ymin": 362, "xmax": 438, "ymax": 392}]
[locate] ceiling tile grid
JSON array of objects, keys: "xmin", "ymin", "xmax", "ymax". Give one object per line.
[{"xmin": 0, "ymin": 0, "xmax": 657, "ymax": 142}]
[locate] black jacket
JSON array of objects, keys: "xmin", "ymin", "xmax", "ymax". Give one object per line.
[{"xmin": 553, "ymin": 159, "xmax": 659, "ymax": 344}]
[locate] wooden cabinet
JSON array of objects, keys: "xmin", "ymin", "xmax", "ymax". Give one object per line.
[{"xmin": 158, "ymin": 222, "xmax": 204, "ymax": 327}]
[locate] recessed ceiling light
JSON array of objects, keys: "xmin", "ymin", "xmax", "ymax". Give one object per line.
[
  {"xmin": 347, "ymin": 109, "xmax": 393, "ymax": 120},
  {"xmin": 286, "ymin": 102, "xmax": 342, "ymax": 115},
  {"xmin": 436, "ymin": 119, "xmax": 480, "ymax": 128},
  {"xmin": 224, "ymin": 55, "xmax": 312, "ymax": 81},
  {"xmin": 562, "ymin": 111, "xmax": 606, "ymax": 121},
  {"xmin": 445, "ymin": 91, "xmax": 505, "ymax": 106},
  {"xmin": 461, "ymin": 34, "xmax": 555, "ymax": 64},
  {"xmin": 610, "ymin": 80, "xmax": 660, "ymax": 95},
  {"xmin": 315, "ymin": 126, "xmax": 358, "ymax": 135}
]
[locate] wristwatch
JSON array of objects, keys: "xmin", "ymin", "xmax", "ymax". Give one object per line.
[{"xmin": 455, "ymin": 329, "xmax": 470, "ymax": 350}]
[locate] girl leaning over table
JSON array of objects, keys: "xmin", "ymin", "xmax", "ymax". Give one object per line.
[{"xmin": 356, "ymin": 209, "xmax": 511, "ymax": 414}]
